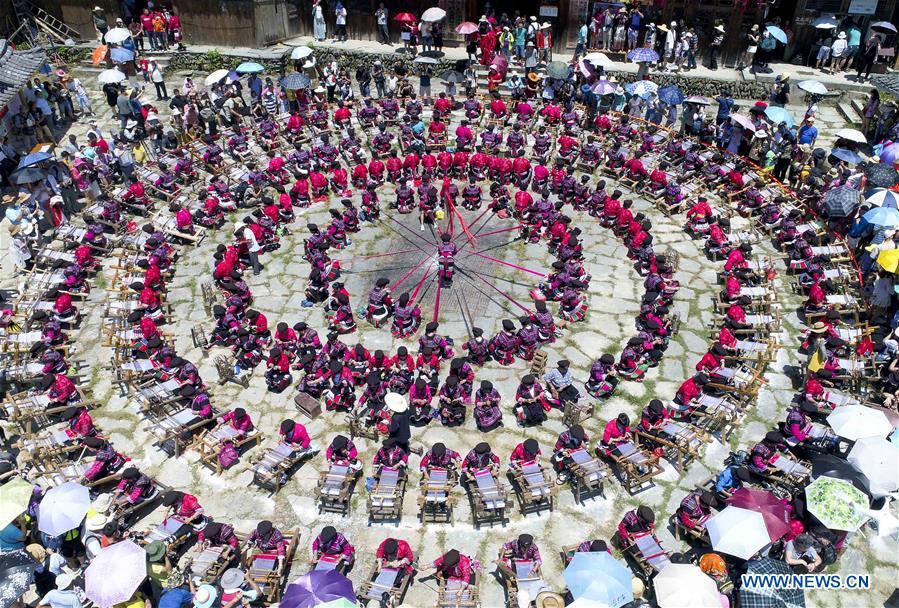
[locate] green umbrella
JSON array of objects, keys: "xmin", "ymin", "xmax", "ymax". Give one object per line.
[
  {"xmin": 805, "ymin": 476, "xmax": 869, "ymax": 531},
  {"xmin": 545, "ymin": 61, "xmax": 569, "ymax": 79},
  {"xmin": 317, "ymin": 599, "xmax": 359, "ymax": 608},
  {"xmin": 0, "ymin": 478, "xmax": 33, "ymax": 528}
]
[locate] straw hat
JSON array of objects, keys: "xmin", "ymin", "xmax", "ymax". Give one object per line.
[
  {"xmin": 535, "ymin": 591, "xmax": 566, "ymax": 608},
  {"xmin": 385, "ymin": 392, "xmax": 409, "ymax": 413},
  {"xmin": 92, "ymin": 493, "xmax": 112, "ymax": 513},
  {"xmin": 715, "ymin": 25, "xmax": 725, "ymax": 33},
  {"xmin": 632, "ymin": 577, "xmax": 646, "ymax": 597},
  {"xmin": 541, "ymin": 22, "xmax": 551, "ymax": 29},
  {"xmin": 193, "ymin": 585, "xmax": 218, "ymax": 608},
  {"xmin": 26, "ymin": 543, "xmax": 47, "ymax": 563},
  {"xmin": 809, "ymin": 321, "xmax": 828, "ymax": 333},
  {"xmin": 528, "ymin": 72, "xmax": 540, "ymax": 82},
  {"xmin": 657, "ymin": 23, "xmax": 669, "ymax": 32},
  {"xmin": 780, "ymin": 72, "xmax": 791, "ymax": 81}
]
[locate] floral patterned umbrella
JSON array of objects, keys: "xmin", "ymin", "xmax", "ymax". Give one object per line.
[
  {"xmin": 0, "ymin": 551, "xmax": 34, "ymax": 608},
  {"xmin": 805, "ymin": 476, "xmax": 870, "ymax": 531}
]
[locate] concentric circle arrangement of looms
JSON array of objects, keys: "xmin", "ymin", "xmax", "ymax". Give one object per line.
[{"xmin": 4, "ymin": 89, "xmax": 891, "ymax": 608}]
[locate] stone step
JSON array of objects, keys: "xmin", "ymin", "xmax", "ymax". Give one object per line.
[
  {"xmin": 850, "ymin": 96, "xmax": 866, "ymax": 119},
  {"xmin": 836, "ymin": 101, "xmax": 862, "ymax": 126}
]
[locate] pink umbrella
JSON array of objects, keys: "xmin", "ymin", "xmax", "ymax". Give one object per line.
[
  {"xmin": 85, "ymin": 540, "xmax": 148, "ymax": 607},
  {"xmin": 455, "ymin": 22, "xmax": 478, "ymax": 35},
  {"xmin": 727, "ymin": 488, "xmax": 791, "ymax": 541},
  {"xmin": 729, "ymin": 113, "xmax": 757, "ymax": 132}
]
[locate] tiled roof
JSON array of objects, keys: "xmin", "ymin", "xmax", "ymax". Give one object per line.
[
  {"xmin": 0, "ymin": 40, "xmax": 46, "ymax": 110},
  {"xmin": 872, "ymin": 72, "xmax": 899, "ymax": 98}
]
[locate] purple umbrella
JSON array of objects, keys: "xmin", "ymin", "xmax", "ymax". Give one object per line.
[
  {"xmin": 85, "ymin": 540, "xmax": 148, "ymax": 607},
  {"xmin": 880, "ymin": 142, "xmax": 899, "ymax": 166},
  {"xmin": 591, "ymin": 80, "xmax": 618, "ymax": 95},
  {"xmin": 282, "ymin": 570, "xmax": 356, "ymax": 608}
]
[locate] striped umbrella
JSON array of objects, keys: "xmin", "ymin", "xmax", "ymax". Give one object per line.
[
  {"xmin": 866, "ymin": 188, "xmax": 899, "ymax": 209},
  {"xmin": 626, "ymin": 47, "xmax": 659, "ymax": 63}
]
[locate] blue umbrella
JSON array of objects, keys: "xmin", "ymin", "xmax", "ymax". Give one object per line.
[
  {"xmin": 625, "ymin": 80, "xmax": 658, "ymax": 99},
  {"xmin": 281, "ymin": 72, "xmax": 312, "ymax": 90},
  {"xmin": 626, "ymin": 47, "xmax": 659, "ymax": 63},
  {"xmin": 11, "ymin": 167, "xmax": 46, "ymax": 185},
  {"xmin": 766, "ymin": 25, "xmax": 788, "ymax": 44},
  {"xmin": 236, "ymin": 62, "xmax": 264, "ymax": 74},
  {"xmin": 764, "ymin": 106, "xmax": 794, "ymax": 128},
  {"xmin": 658, "ymin": 85, "xmax": 684, "ymax": 105},
  {"xmin": 16, "ymin": 152, "xmax": 53, "ymax": 169},
  {"xmin": 563, "ymin": 552, "xmax": 633, "ymax": 607},
  {"xmin": 109, "ymin": 47, "xmax": 134, "ymax": 63},
  {"xmin": 864, "ymin": 206, "xmax": 899, "ymax": 227},
  {"xmin": 831, "ymin": 148, "xmax": 863, "ymax": 165},
  {"xmin": 866, "ymin": 188, "xmax": 899, "ymax": 209}
]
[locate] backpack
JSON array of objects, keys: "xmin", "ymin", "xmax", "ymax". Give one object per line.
[{"xmin": 218, "ymin": 442, "xmax": 239, "ymax": 468}]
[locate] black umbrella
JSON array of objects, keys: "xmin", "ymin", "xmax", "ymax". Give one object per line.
[
  {"xmin": 0, "ymin": 550, "xmax": 35, "ymax": 608},
  {"xmin": 11, "ymin": 167, "xmax": 46, "ymax": 185},
  {"xmin": 440, "ymin": 70, "xmax": 465, "ymax": 83},
  {"xmin": 808, "ymin": 453, "xmax": 871, "ymax": 496},
  {"xmin": 867, "ymin": 163, "xmax": 899, "ymax": 189},
  {"xmin": 821, "ymin": 185, "xmax": 861, "ymax": 218}
]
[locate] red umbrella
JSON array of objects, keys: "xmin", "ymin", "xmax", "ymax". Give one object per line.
[
  {"xmin": 727, "ymin": 488, "xmax": 791, "ymax": 541},
  {"xmin": 394, "ymin": 12, "xmax": 416, "ymax": 23},
  {"xmin": 455, "ymin": 21, "xmax": 479, "ymax": 35}
]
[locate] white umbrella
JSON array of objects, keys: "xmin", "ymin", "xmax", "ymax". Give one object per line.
[
  {"xmin": 103, "ymin": 27, "xmax": 131, "ymax": 44},
  {"xmin": 827, "ymin": 404, "xmax": 893, "ymax": 441},
  {"xmin": 204, "ymin": 69, "xmax": 230, "ymax": 86},
  {"xmin": 654, "ymin": 564, "xmax": 721, "ymax": 608},
  {"xmin": 290, "ymin": 46, "xmax": 313, "ymax": 60},
  {"xmin": 38, "ymin": 482, "xmax": 90, "ymax": 536},
  {"xmin": 834, "ymin": 128, "xmax": 868, "ymax": 144},
  {"xmin": 797, "ymin": 79, "xmax": 829, "ymax": 95},
  {"xmin": 421, "ymin": 7, "xmax": 447, "ymax": 22},
  {"xmin": 97, "ymin": 68, "xmax": 126, "ymax": 84},
  {"xmin": 583, "ymin": 52, "xmax": 613, "ymax": 67},
  {"xmin": 848, "ymin": 436, "xmax": 899, "ymax": 497},
  {"xmin": 812, "ymin": 15, "xmax": 839, "ymax": 29},
  {"xmin": 706, "ymin": 506, "xmax": 770, "ymax": 560},
  {"xmin": 414, "ymin": 56, "xmax": 439, "ymax": 64}
]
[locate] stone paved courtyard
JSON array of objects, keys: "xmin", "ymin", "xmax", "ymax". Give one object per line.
[{"xmin": 1, "ymin": 66, "xmax": 897, "ymax": 608}]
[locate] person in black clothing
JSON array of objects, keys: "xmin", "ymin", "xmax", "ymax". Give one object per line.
[
  {"xmin": 386, "ymin": 393, "xmax": 411, "ymax": 453},
  {"xmin": 856, "ymin": 35, "xmax": 881, "ymax": 81}
]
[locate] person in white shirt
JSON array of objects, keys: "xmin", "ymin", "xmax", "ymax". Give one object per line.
[
  {"xmin": 376, "ymin": 3, "xmax": 389, "ymax": 44},
  {"xmin": 239, "ymin": 222, "xmax": 262, "ymax": 275},
  {"xmin": 830, "ymin": 31, "xmax": 848, "ymax": 71},
  {"xmin": 150, "ymin": 60, "xmax": 168, "ymax": 100},
  {"xmin": 38, "ymin": 573, "xmax": 83, "ymax": 608},
  {"xmin": 334, "ymin": 1, "xmax": 347, "ymax": 42}
]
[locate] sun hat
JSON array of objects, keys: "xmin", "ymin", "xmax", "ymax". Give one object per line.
[
  {"xmin": 86, "ymin": 512, "xmax": 109, "ymax": 532},
  {"xmin": 535, "ymin": 591, "xmax": 565, "ymax": 608},
  {"xmin": 92, "ymin": 493, "xmax": 112, "ymax": 513},
  {"xmin": 715, "ymin": 25, "xmax": 725, "ymax": 32},
  {"xmin": 56, "ymin": 572, "xmax": 75, "ymax": 590},
  {"xmin": 220, "ymin": 568, "xmax": 246, "ymax": 592},
  {"xmin": 193, "ymin": 585, "xmax": 217, "ymax": 608},
  {"xmin": 145, "ymin": 541, "xmax": 166, "ymax": 563},
  {"xmin": 385, "ymin": 392, "xmax": 409, "ymax": 413}
]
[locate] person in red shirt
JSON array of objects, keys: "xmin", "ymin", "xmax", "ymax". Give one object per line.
[
  {"xmin": 376, "ymin": 538, "xmax": 415, "ymax": 573},
  {"xmin": 333, "ymin": 102, "xmax": 351, "ymax": 125},
  {"xmin": 675, "ymin": 373, "xmax": 709, "ymax": 409},
  {"xmin": 509, "ymin": 438, "xmax": 541, "ymax": 469},
  {"xmin": 805, "ymin": 281, "xmax": 827, "ymax": 312},
  {"xmin": 724, "ymin": 243, "xmax": 752, "ymax": 272},
  {"xmin": 600, "ymin": 413, "xmax": 632, "ymax": 455},
  {"xmin": 62, "ymin": 406, "xmax": 95, "ymax": 438},
  {"xmin": 162, "ymin": 490, "xmax": 205, "ymax": 528},
  {"xmin": 434, "ymin": 94, "xmax": 452, "ymax": 114},
  {"xmin": 696, "ymin": 343, "xmax": 727, "ymax": 375}
]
